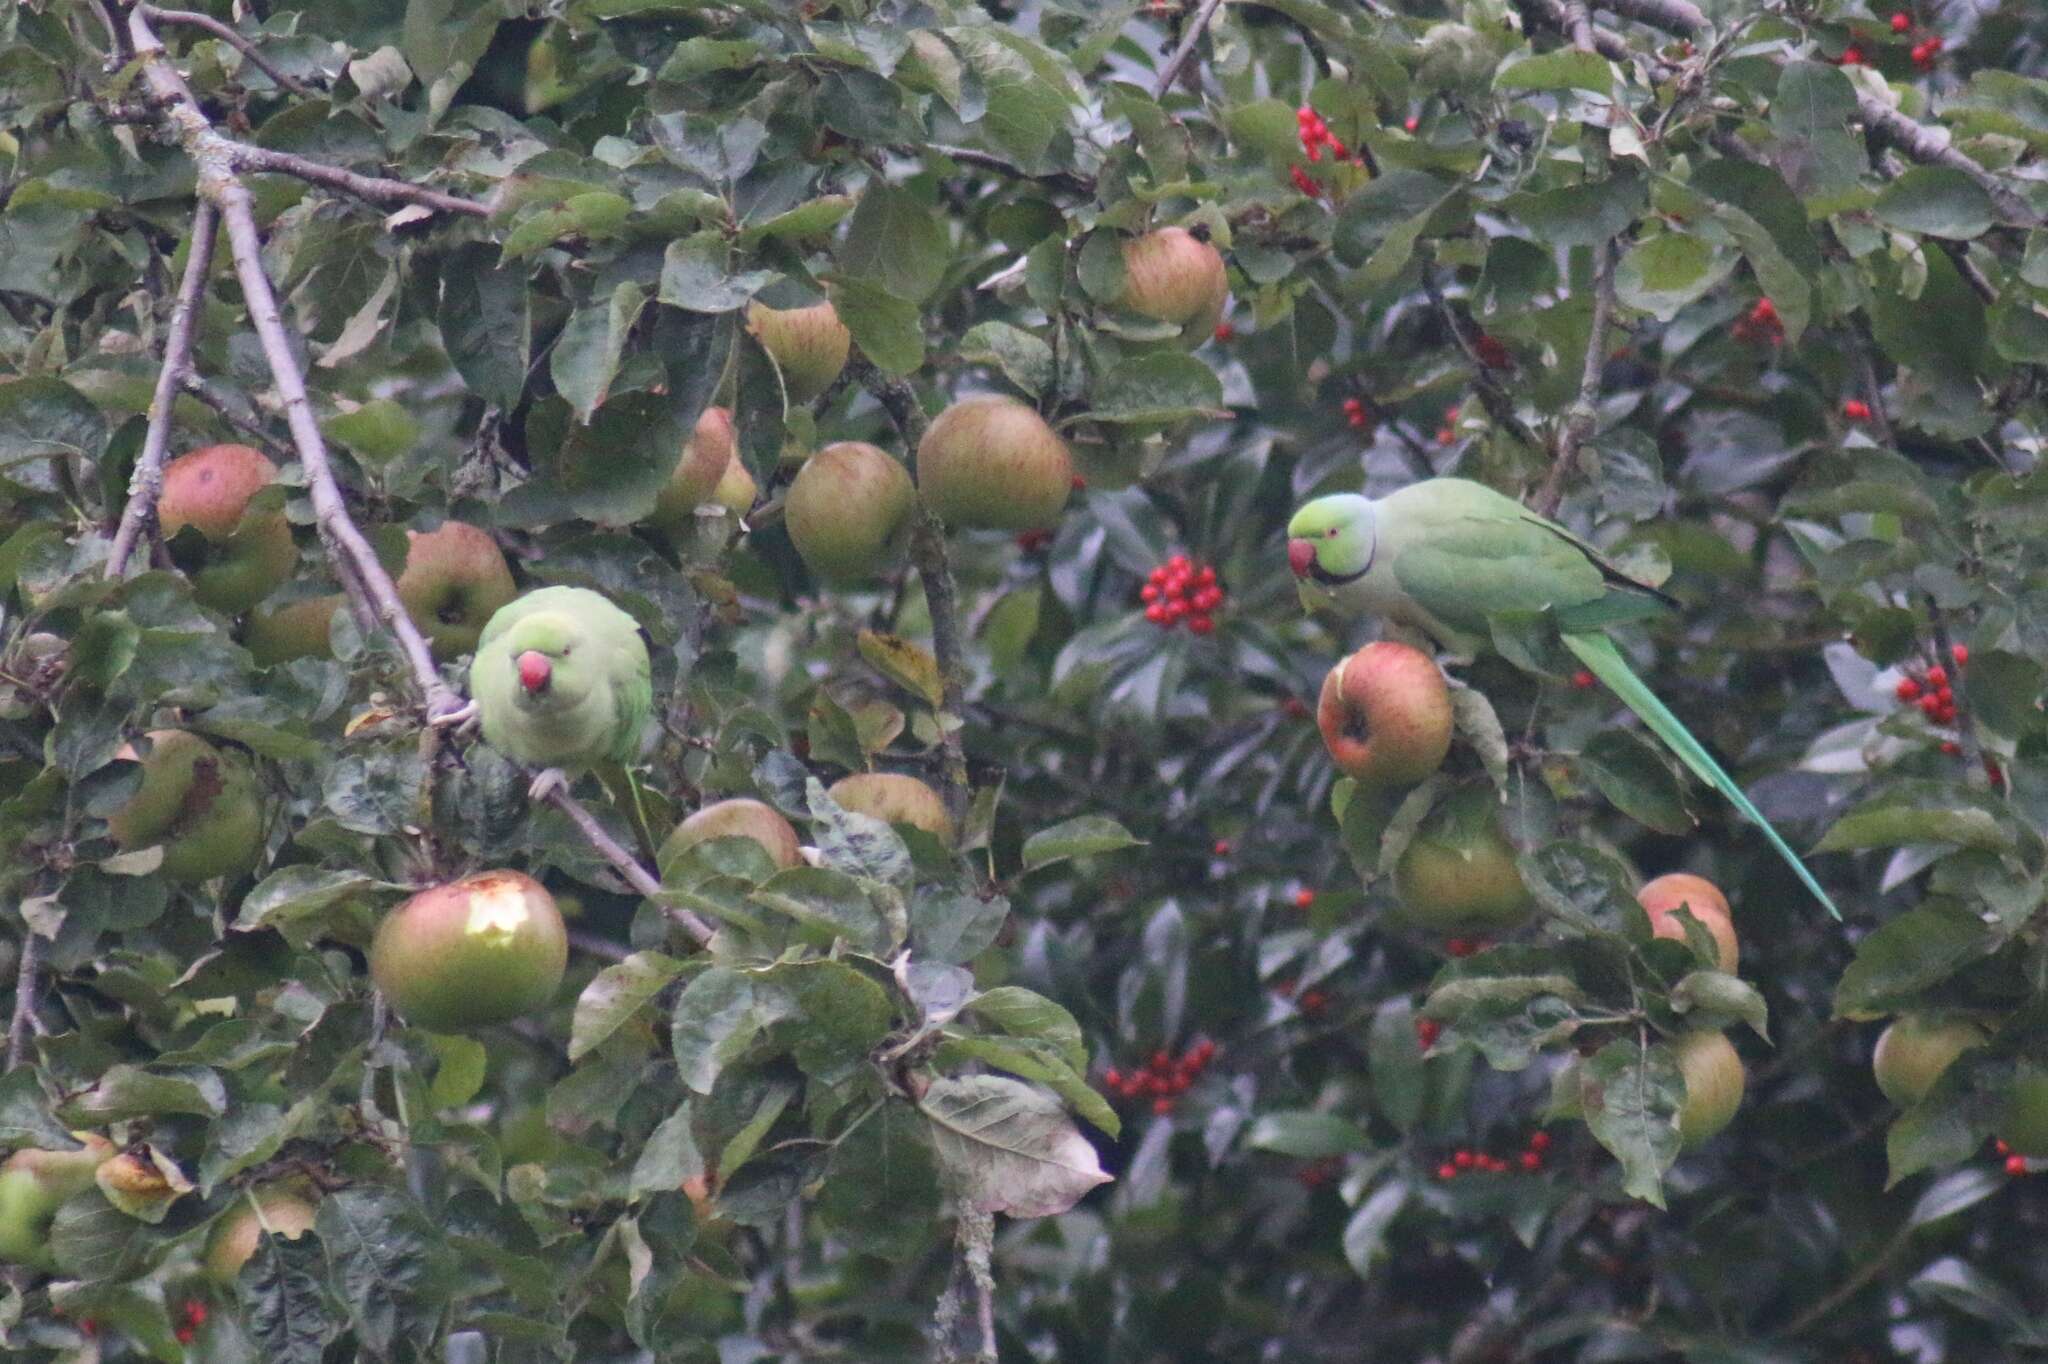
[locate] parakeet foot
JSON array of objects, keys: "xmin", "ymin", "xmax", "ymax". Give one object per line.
[
  {"xmin": 527, "ymin": 768, "xmax": 569, "ymax": 804},
  {"xmin": 430, "ymin": 699, "xmax": 479, "ymax": 731}
]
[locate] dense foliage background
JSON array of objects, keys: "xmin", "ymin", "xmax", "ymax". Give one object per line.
[{"xmin": 4, "ymin": 0, "xmax": 2048, "ymax": 1359}]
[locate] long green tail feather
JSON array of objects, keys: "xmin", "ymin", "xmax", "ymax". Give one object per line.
[{"xmin": 1561, "ymin": 632, "xmax": 1840, "ymax": 920}]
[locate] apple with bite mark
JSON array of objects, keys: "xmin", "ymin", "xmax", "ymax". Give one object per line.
[
  {"xmin": 1315, "ymin": 642, "xmax": 1452, "ymax": 788},
  {"xmin": 369, "ymin": 869, "xmax": 568, "ymax": 1031}
]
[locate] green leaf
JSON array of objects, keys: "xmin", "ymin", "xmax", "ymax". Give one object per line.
[
  {"xmin": 934, "ymin": 1034, "xmax": 1119, "ymax": 1137},
  {"xmin": 1578, "ymin": 729, "xmax": 1693, "ymax": 834},
  {"xmin": 0, "ymin": 1070, "xmax": 77, "ymax": 1151},
  {"xmin": 321, "ymin": 399, "xmax": 419, "ymax": 466},
  {"xmin": 234, "ymin": 868, "xmax": 394, "ymax": 948},
  {"xmin": 659, "ymin": 232, "xmax": 777, "ymax": 313},
  {"xmin": 1770, "ymin": 61, "xmax": 1863, "ymax": 204},
  {"xmin": 807, "ymin": 777, "xmax": 913, "ymax": 887},
  {"xmin": 1518, "ymin": 842, "xmax": 1642, "ymax": 937},
  {"xmin": 1494, "ymin": 49, "xmax": 1612, "ymax": 94},
  {"xmin": 1021, "ymin": 814, "xmax": 1144, "ymax": 871},
  {"xmin": 750, "ymin": 866, "xmax": 892, "ymax": 954},
  {"xmin": 670, "ymin": 967, "xmax": 765, "ymax": 1095},
  {"xmin": 57, "ymin": 1064, "xmax": 226, "ymax": 1124},
  {"xmin": 1578, "ymin": 1037, "xmax": 1683, "ymax": 1208},
  {"xmin": 1332, "ymin": 169, "xmax": 1457, "ymax": 280},
  {"xmin": 570, "ymin": 952, "xmax": 685, "ymax": 1062},
  {"xmin": 1669, "ymin": 971, "xmax": 1770, "ymax": 1041},
  {"xmin": 630, "ymin": 1102, "xmax": 705, "ymax": 1200},
  {"xmin": 959, "ymin": 321, "xmax": 1055, "ymax": 397},
  {"xmin": 839, "ymin": 181, "xmax": 951, "ymax": 303},
  {"xmin": 1244, "ymin": 1111, "xmax": 1370, "ymax": 1159},
  {"xmin": 856, "ymin": 629, "xmax": 944, "ymax": 708},
  {"xmin": 426, "ymin": 1035, "xmax": 488, "ymax": 1109},
  {"xmin": 1342, "ymin": 1180, "xmax": 1409, "ymax": 1279},
  {"xmin": 317, "ymin": 1188, "xmax": 447, "ymax": 1358},
  {"xmin": 1815, "ymin": 783, "xmax": 2016, "ymax": 853},
  {"xmin": 1833, "ymin": 904, "xmax": 1993, "ymax": 1019},
  {"xmin": 765, "ymin": 959, "xmax": 895, "ymax": 1084},
  {"xmin": 1615, "ymin": 233, "xmax": 1736, "ymax": 321},
  {"xmin": 1875, "ymin": 167, "xmax": 1996, "ymax": 241},
  {"xmin": 830, "ymin": 277, "xmax": 925, "ymax": 375},
  {"xmin": 964, "ymin": 986, "xmax": 1088, "ymax": 1074},
  {"xmin": 550, "ymin": 282, "xmax": 646, "ymax": 422},
  {"xmin": 1085, "ymin": 351, "xmax": 1225, "ymax": 426},
  {"xmin": 920, "ymin": 1074, "xmax": 1111, "ymax": 1217},
  {"xmin": 817, "ymin": 1101, "xmax": 944, "ymax": 1259}
]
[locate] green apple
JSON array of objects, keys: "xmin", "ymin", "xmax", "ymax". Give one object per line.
[
  {"xmin": 712, "ymin": 453, "xmax": 757, "ymax": 517},
  {"xmin": 1873, "ymin": 1014, "xmax": 1986, "ymax": 1108},
  {"xmin": 396, "ymin": 520, "xmax": 518, "ymax": 658},
  {"xmin": 1674, "ymin": 1029, "xmax": 1744, "ymax": 1149},
  {"xmin": 1637, "ymin": 873, "xmax": 1738, "ymax": 974},
  {"xmin": 0, "ymin": 1133, "xmax": 115, "ymax": 1271},
  {"xmin": 1118, "ymin": 225, "xmax": 1228, "ymax": 347},
  {"xmin": 915, "ymin": 395, "xmax": 1073, "ymax": 531},
  {"xmin": 370, "ymin": 870, "xmax": 568, "ymax": 1031},
  {"xmin": 204, "ymin": 1188, "xmax": 318, "ymax": 1283},
  {"xmin": 649, "ymin": 406, "xmax": 740, "ymax": 538},
  {"xmin": 1315, "ymin": 641, "xmax": 1452, "ymax": 788},
  {"xmin": 747, "ymin": 302, "xmax": 851, "ymax": 403},
  {"xmin": 158, "ymin": 443, "xmax": 297, "ymax": 615},
  {"xmin": 1392, "ymin": 783, "xmax": 1532, "ymax": 935},
  {"xmin": 106, "ymin": 730, "xmax": 264, "ymax": 884},
  {"xmin": 826, "ymin": 772, "xmax": 952, "ymax": 843},
  {"xmin": 660, "ymin": 798, "xmax": 802, "ymax": 874},
  {"xmin": 246, "ymin": 594, "xmax": 343, "ymax": 666},
  {"xmin": 784, "ymin": 441, "xmax": 915, "ymax": 581}
]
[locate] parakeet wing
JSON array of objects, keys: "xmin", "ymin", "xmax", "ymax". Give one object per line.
[{"xmin": 1387, "ymin": 513, "xmax": 1611, "ymax": 635}]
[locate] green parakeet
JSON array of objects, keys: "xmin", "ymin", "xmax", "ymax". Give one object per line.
[
  {"xmin": 470, "ymin": 586, "xmax": 652, "ymax": 803},
  {"xmin": 1287, "ymin": 479, "xmax": 1839, "ymax": 919}
]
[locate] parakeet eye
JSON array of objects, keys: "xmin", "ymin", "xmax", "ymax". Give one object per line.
[{"xmin": 1325, "ymin": 527, "xmax": 1339, "ymax": 537}]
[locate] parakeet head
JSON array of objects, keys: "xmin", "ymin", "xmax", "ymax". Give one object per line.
[
  {"xmin": 1287, "ymin": 494, "xmax": 1375, "ymax": 584},
  {"xmin": 499, "ymin": 613, "xmax": 586, "ymax": 710}
]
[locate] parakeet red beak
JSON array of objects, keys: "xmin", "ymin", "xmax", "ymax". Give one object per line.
[
  {"xmin": 517, "ymin": 650, "xmax": 552, "ymax": 694},
  {"xmin": 1287, "ymin": 539, "xmax": 1316, "ymax": 579}
]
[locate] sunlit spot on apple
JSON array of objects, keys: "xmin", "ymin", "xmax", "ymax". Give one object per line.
[{"xmin": 465, "ymin": 881, "xmax": 532, "ymax": 941}]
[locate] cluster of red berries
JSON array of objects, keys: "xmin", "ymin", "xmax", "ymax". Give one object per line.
[
  {"xmin": 1213, "ymin": 320, "xmax": 1235, "ymax": 343},
  {"xmin": 1415, "ymin": 1017, "xmax": 1442, "ymax": 1050},
  {"xmin": 174, "ymin": 1299, "xmax": 208, "ymax": 1345},
  {"xmin": 1437, "ymin": 1130, "xmax": 1551, "ymax": 1181},
  {"xmin": 1894, "ymin": 647, "xmax": 1964, "ymax": 727},
  {"xmin": 1296, "ymin": 106, "xmax": 1351, "ymax": 163},
  {"xmin": 1289, "ymin": 165, "xmax": 1322, "ymax": 199},
  {"xmin": 1139, "ymin": 554, "xmax": 1225, "ymax": 634},
  {"xmin": 1843, "ymin": 398, "xmax": 1873, "ymax": 423},
  {"xmin": 1732, "ymin": 297, "xmax": 1783, "ymax": 346},
  {"xmin": 1995, "ymin": 1139, "xmax": 2033, "ymax": 1177},
  {"xmin": 1341, "ymin": 395, "xmax": 1372, "ymax": 430},
  {"xmin": 1105, "ymin": 1038, "xmax": 1218, "ymax": 1115},
  {"xmin": 1436, "ymin": 404, "xmax": 1461, "ymax": 446},
  {"xmin": 1274, "ymin": 977, "xmax": 1331, "ymax": 1017},
  {"xmin": 1908, "ymin": 33, "xmax": 1944, "ymax": 70}
]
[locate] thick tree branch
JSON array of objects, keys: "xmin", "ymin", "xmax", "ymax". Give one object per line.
[
  {"xmin": 1534, "ymin": 239, "xmax": 1617, "ymax": 516},
  {"xmin": 137, "ymin": 5, "xmax": 317, "ymax": 99},
  {"xmin": 547, "ymin": 789, "xmax": 714, "ymax": 947},
  {"xmin": 1152, "ymin": 0, "xmax": 1230, "ymax": 101},
  {"xmin": 1861, "ymin": 98, "xmax": 2039, "ymax": 229},
  {"xmin": 108, "ymin": 200, "xmax": 217, "ymax": 579},
  {"xmin": 852, "ymin": 362, "xmax": 974, "ymax": 829}
]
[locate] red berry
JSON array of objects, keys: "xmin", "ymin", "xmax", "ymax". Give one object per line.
[
  {"xmin": 1153, "ymin": 1097, "xmax": 1174, "ymax": 1116},
  {"xmin": 1840, "ymin": 44, "xmax": 1864, "ymax": 65},
  {"xmin": 1437, "ymin": 1162, "xmax": 1458, "ymax": 1180},
  {"xmin": 1926, "ymin": 665, "xmax": 1948, "ymax": 688},
  {"xmin": 1436, "ymin": 427, "xmax": 1455, "ymax": 446},
  {"xmin": 1897, "ymin": 678, "xmax": 1923, "ymax": 702},
  {"xmin": 1195, "ymin": 1038, "xmax": 1216, "ymax": 1062},
  {"xmin": 1415, "ymin": 1018, "xmax": 1441, "ymax": 1049},
  {"xmin": 1168, "ymin": 554, "xmax": 1190, "ymax": 572},
  {"xmin": 1752, "ymin": 298, "xmax": 1777, "ymax": 322},
  {"xmin": 1213, "ymin": 839, "xmax": 1231, "ymax": 857},
  {"xmin": 1936, "ymin": 686, "xmax": 1954, "ymax": 706},
  {"xmin": 1122, "ymin": 1077, "xmax": 1144, "ymax": 1098},
  {"xmin": 1891, "ymin": 11, "xmax": 1911, "ymax": 31},
  {"xmin": 1483, "ymin": 1155, "xmax": 1509, "ymax": 1173},
  {"xmin": 1194, "ymin": 564, "xmax": 1216, "ymax": 587},
  {"xmin": 80, "ymin": 1320, "xmax": 97, "ymax": 1338},
  {"xmin": 1843, "ymin": 399, "xmax": 1871, "ymax": 422},
  {"xmin": 1164, "ymin": 599, "xmax": 1189, "ymax": 623},
  {"xmin": 1985, "ymin": 757, "xmax": 2006, "ymax": 790},
  {"xmin": 1404, "ymin": 116, "xmax": 1420, "ymax": 133},
  {"xmin": 1521, "ymin": 1150, "xmax": 1543, "ymax": 1171},
  {"xmin": 1193, "ymin": 587, "xmax": 1223, "ymax": 611},
  {"xmin": 1940, "ymin": 741, "xmax": 1962, "ymax": 756},
  {"xmin": 1924, "ymin": 34, "xmax": 1944, "ymax": 53},
  {"xmin": 1139, "ymin": 583, "xmax": 1160, "ymax": 603},
  {"xmin": 1105, "ymin": 1067, "xmax": 1123, "ymax": 1088},
  {"xmin": 1473, "ymin": 334, "xmax": 1512, "ymax": 369},
  {"xmin": 1997, "ymin": 1139, "xmax": 2013, "ymax": 1155},
  {"xmin": 1952, "ymin": 644, "xmax": 1969, "ymax": 666},
  {"xmin": 1145, "ymin": 603, "xmax": 1169, "ymax": 625},
  {"xmin": 1281, "ymin": 696, "xmax": 1308, "ymax": 719},
  {"xmin": 176, "ymin": 1326, "xmax": 196, "ymax": 1345},
  {"xmin": 1151, "ymin": 1050, "xmax": 1171, "ymax": 1070},
  {"xmin": 1071, "ymin": 474, "xmax": 1088, "ymax": 491},
  {"xmin": 1294, "ymin": 888, "xmax": 1315, "ymax": 909},
  {"xmin": 1529, "ymin": 1131, "xmax": 1552, "ymax": 1152},
  {"xmin": 1290, "ymin": 165, "xmax": 1321, "ymax": 197},
  {"xmin": 1571, "ymin": 669, "xmax": 1596, "ymax": 690},
  {"xmin": 1919, "ymin": 695, "xmax": 1944, "ymax": 718},
  {"xmin": 1213, "ymin": 321, "xmax": 1234, "ymax": 342},
  {"xmin": 1273, "ymin": 977, "xmax": 1297, "ymax": 998},
  {"xmin": 1348, "ymin": 411, "xmax": 1369, "ymax": 428},
  {"xmin": 1300, "ymin": 990, "xmax": 1328, "ymax": 1015},
  {"xmin": 1446, "ymin": 937, "xmax": 1476, "ymax": 958},
  {"xmin": 1454, "ymin": 1149, "xmax": 1475, "ymax": 1169},
  {"xmin": 2007, "ymin": 1154, "xmax": 2029, "ymax": 1176},
  {"xmin": 1189, "ymin": 615, "xmax": 1215, "ymax": 635}
]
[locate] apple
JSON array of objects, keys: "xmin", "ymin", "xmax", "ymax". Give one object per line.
[
  {"xmin": 1636, "ymin": 872, "xmax": 1738, "ymax": 973},
  {"xmin": 107, "ymin": 730, "xmax": 265, "ymax": 884},
  {"xmin": 1315, "ymin": 642, "xmax": 1452, "ymax": 788},
  {"xmin": 827, "ymin": 772, "xmax": 952, "ymax": 842},
  {"xmin": 1673, "ymin": 1029, "xmax": 1744, "ymax": 1149},
  {"xmin": 203, "ymin": 1188, "xmax": 318, "ymax": 1283},
  {"xmin": 649, "ymin": 406, "xmax": 739, "ymax": 538},
  {"xmin": 157, "ymin": 443, "xmax": 297, "ymax": 615},
  {"xmin": 1392, "ymin": 783, "xmax": 1532, "ymax": 934},
  {"xmin": 1872, "ymin": 1014, "xmax": 1986, "ymax": 1107},
  {"xmin": 660, "ymin": 798, "xmax": 802, "ymax": 873},
  {"xmin": 1118, "ymin": 226, "xmax": 1228, "ymax": 347},
  {"xmin": 784, "ymin": 441, "xmax": 916, "ymax": 581},
  {"xmin": 369, "ymin": 869, "xmax": 568, "ymax": 1031},
  {"xmin": 246, "ymin": 594, "xmax": 342, "ymax": 666},
  {"xmin": 915, "ymin": 395, "xmax": 1073, "ymax": 531},
  {"xmin": 0, "ymin": 1134, "xmax": 115, "ymax": 1271},
  {"xmin": 713, "ymin": 454, "xmax": 757, "ymax": 517},
  {"xmin": 2003, "ymin": 1069, "xmax": 2048, "ymax": 1158},
  {"xmin": 747, "ymin": 302, "xmax": 851, "ymax": 403},
  {"xmin": 396, "ymin": 520, "xmax": 518, "ymax": 658}
]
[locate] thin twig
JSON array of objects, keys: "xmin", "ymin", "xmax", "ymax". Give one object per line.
[
  {"xmin": 1421, "ymin": 268, "xmax": 1546, "ymax": 452},
  {"xmin": 1923, "ymin": 598, "xmax": 1988, "ymax": 787},
  {"xmin": 920, "ymin": 144, "xmax": 1095, "ymax": 197},
  {"xmin": 128, "ymin": 6, "xmax": 463, "ymax": 723},
  {"xmin": 1151, "ymin": 0, "xmax": 1230, "ymax": 101},
  {"xmin": 137, "ymin": 5, "xmax": 318, "ymax": 98},
  {"xmin": 1534, "ymin": 239, "xmax": 1617, "ymax": 516},
  {"xmin": 852, "ymin": 362, "xmax": 974, "ymax": 829},
  {"xmin": 6, "ymin": 932, "xmax": 43, "ymax": 1072},
  {"xmin": 1775, "ymin": 1216, "xmax": 1917, "ymax": 1338},
  {"xmin": 231, "ymin": 144, "xmax": 487, "ymax": 220},
  {"xmin": 181, "ymin": 371, "xmax": 288, "ymax": 457},
  {"xmin": 546, "ymin": 789, "xmax": 714, "ymax": 947},
  {"xmin": 108, "ymin": 200, "xmax": 217, "ymax": 578},
  {"xmin": 566, "ymin": 928, "xmax": 631, "ymax": 963}
]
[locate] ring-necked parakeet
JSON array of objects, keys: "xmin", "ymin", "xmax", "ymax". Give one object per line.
[
  {"xmin": 1287, "ymin": 479, "xmax": 1838, "ymax": 919},
  {"xmin": 470, "ymin": 586, "xmax": 651, "ymax": 803}
]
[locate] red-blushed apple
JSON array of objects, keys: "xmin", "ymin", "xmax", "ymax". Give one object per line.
[
  {"xmin": 784, "ymin": 441, "xmax": 915, "ymax": 580},
  {"xmin": 1674, "ymin": 1029, "xmax": 1744, "ymax": 1149},
  {"xmin": 396, "ymin": 520, "xmax": 518, "ymax": 658},
  {"xmin": 649, "ymin": 406, "xmax": 739, "ymax": 537},
  {"xmin": 0, "ymin": 1134, "xmax": 114, "ymax": 1271},
  {"xmin": 157, "ymin": 443, "xmax": 296, "ymax": 615},
  {"xmin": 915, "ymin": 395, "xmax": 1073, "ymax": 531},
  {"xmin": 1872, "ymin": 1014, "xmax": 1987, "ymax": 1107},
  {"xmin": 369, "ymin": 870, "xmax": 568, "ymax": 1031},
  {"xmin": 1315, "ymin": 641, "xmax": 1452, "ymax": 787},
  {"xmin": 107, "ymin": 730, "xmax": 264, "ymax": 884},
  {"xmin": 747, "ymin": 302, "xmax": 851, "ymax": 403},
  {"xmin": 1392, "ymin": 783, "xmax": 1532, "ymax": 934},
  {"xmin": 203, "ymin": 1189, "xmax": 318, "ymax": 1283},
  {"xmin": 827, "ymin": 772, "xmax": 953, "ymax": 842},
  {"xmin": 1636, "ymin": 872, "xmax": 1738, "ymax": 973},
  {"xmin": 1118, "ymin": 226, "xmax": 1229, "ymax": 347},
  {"xmin": 660, "ymin": 797, "xmax": 803, "ymax": 874},
  {"xmin": 245, "ymin": 594, "xmax": 342, "ymax": 666}
]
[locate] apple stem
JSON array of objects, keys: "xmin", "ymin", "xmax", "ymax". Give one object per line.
[{"xmin": 106, "ymin": 199, "xmax": 217, "ymax": 583}]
